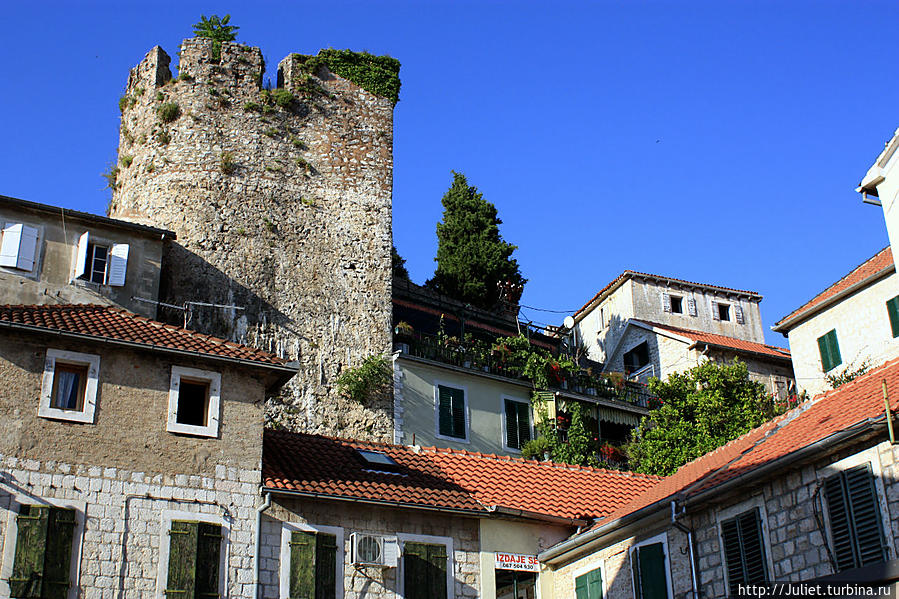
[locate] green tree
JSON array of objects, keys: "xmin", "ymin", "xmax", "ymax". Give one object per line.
[
  {"xmin": 392, "ymin": 245, "xmax": 410, "ymax": 281},
  {"xmin": 192, "ymin": 14, "xmax": 239, "ymax": 61},
  {"xmin": 626, "ymin": 360, "xmax": 778, "ymax": 476},
  {"xmin": 522, "ymin": 400, "xmax": 600, "ymax": 467},
  {"xmin": 427, "ymin": 171, "xmax": 525, "ymax": 309}
]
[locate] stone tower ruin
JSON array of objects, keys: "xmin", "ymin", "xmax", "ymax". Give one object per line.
[{"xmin": 109, "ymin": 38, "xmax": 397, "ymax": 440}]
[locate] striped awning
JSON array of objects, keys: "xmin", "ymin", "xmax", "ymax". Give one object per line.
[{"xmin": 598, "ymin": 407, "xmax": 642, "ymax": 426}]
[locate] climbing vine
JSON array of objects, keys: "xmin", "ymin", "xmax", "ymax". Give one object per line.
[
  {"xmin": 336, "ymin": 354, "xmax": 392, "ymax": 402},
  {"xmin": 296, "ymin": 49, "xmax": 401, "ymax": 105}
]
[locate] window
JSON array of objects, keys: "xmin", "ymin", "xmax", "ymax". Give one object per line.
[
  {"xmin": 435, "ymin": 384, "xmax": 467, "ymax": 441},
  {"xmin": 623, "ymin": 342, "xmax": 650, "ymax": 373},
  {"xmin": 575, "ymin": 566, "xmax": 603, "ymax": 599},
  {"xmin": 717, "ymin": 303, "xmax": 731, "ymax": 321},
  {"xmin": 630, "ymin": 533, "xmax": 672, "ymax": 599},
  {"xmin": 404, "ymin": 543, "xmax": 448, "ymax": 599},
  {"xmin": 279, "ymin": 524, "xmax": 344, "ymax": 598},
  {"xmin": 39, "ymin": 349, "xmax": 100, "ymax": 424},
  {"xmin": 73, "ymin": 232, "xmax": 129, "ymax": 286},
  {"xmin": 887, "ymin": 296, "xmax": 899, "ymax": 338},
  {"xmin": 817, "ymin": 329, "xmax": 842, "ymax": 372},
  {"xmin": 7, "ymin": 505, "xmax": 78, "ymax": 598},
  {"xmin": 720, "ymin": 508, "xmax": 768, "ymax": 587},
  {"xmin": 0, "ymin": 223, "xmax": 39, "ymax": 272},
  {"xmin": 670, "ymin": 296, "xmax": 683, "ymax": 314},
  {"xmin": 157, "ymin": 514, "xmax": 226, "ymax": 599},
  {"xmin": 503, "ymin": 398, "xmax": 531, "ymax": 451},
  {"xmin": 823, "ymin": 463, "xmax": 887, "ymax": 571},
  {"xmin": 167, "ymin": 366, "xmax": 221, "ymax": 437}
]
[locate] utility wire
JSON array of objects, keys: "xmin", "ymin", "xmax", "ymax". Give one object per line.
[{"xmin": 518, "ymin": 303, "xmax": 580, "ymax": 314}]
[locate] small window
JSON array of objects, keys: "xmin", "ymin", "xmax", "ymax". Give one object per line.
[
  {"xmin": 718, "ymin": 303, "xmax": 731, "ymax": 321},
  {"xmin": 74, "ymin": 232, "xmax": 129, "ymax": 286},
  {"xmin": 286, "ymin": 530, "xmax": 338, "ymax": 598},
  {"xmin": 503, "ymin": 398, "xmax": 531, "ymax": 451},
  {"xmin": 39, "ymin": 349, "xmax": 100, "ymax": 424},
  {"xmin": 436, "ymin": 384, "xmax": 467, "ymax": 441},
  {"xmin": 721, "ymin": 508, "xmax": 768, "ymax": 587},
  {"xmin": 9, "ymin": 505, "xmax": 78, "ymax": 598},
  {"xmin": 817, "ymin": 329, "xmax": 842, "ymax": 372},
  {"xmin": 669, "ymin": 296, "xmax": 683, "ymax": 314},
  {"xmin": 164, "ymin": 520, "xmax": 223, "ymax": 598},
  {"xmin": 575, "ymin": 566, "xmax": 603, "ymax": 599},
  {"xmin": 404, "ymin": 542, "xmax": 448, "ymax": 599},
  {"xmin": 0, "ymin": 222, "xmax": 39, "ymax": 272},
  {"xmin": 823, "ymin": 463, "xmax": 887, "ymax": 571},
  {"xmin": 623, "ymin": 342, "xmax": 650, "ymax": 373},
  {"xmin": 887, "ymin": 296, "xmax": 899, "ymax": 338},
  {"xmin": 167, "ymin": 366, "xmax": 222, "ymax": 437},
  {"xmin": 631, "ymin": 537, "xmax": 671, "ymax": 599}
]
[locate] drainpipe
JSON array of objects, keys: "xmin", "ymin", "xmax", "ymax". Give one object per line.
[
  {"xmin": 254, "ymin": 490, "xmax": 272, "ymax": 599},
  {"xmin": 670, "ymin": 499, "xmax": 699, "ymax": 599}
]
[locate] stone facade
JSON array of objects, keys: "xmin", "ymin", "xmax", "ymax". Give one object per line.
[
  {"xmin": 259, "ymin": 496, "xmax": 481, "ymax": 598},
  {"xmin": 109, "ymin": 38, "xmax": 396, "ymax": 441}
]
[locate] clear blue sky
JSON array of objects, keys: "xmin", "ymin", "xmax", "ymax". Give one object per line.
[{"xmin": 2, "ymin": 1, "xmax": 897, "ymax": 346}]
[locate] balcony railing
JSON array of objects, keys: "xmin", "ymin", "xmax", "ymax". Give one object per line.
[{"xmin": 395, "ymin": 331, "xmax": 654, "ymax": 409}]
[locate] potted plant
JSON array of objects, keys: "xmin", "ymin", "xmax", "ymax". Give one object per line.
[{"xmin": 555, "ymin": 410, "xmax": 572, "ymax": 431}]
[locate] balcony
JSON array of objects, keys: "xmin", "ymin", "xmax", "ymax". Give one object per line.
[{"xmin": 394, "ymin": 331, "xmax": 654, "ymax": 410}]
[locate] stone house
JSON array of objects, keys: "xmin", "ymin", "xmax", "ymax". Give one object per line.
[
  {"xmin": 0, "ymin": 194, "xmax": 173, "ymax": 319},
  {"xmin": 569, "ymin": 271, "xmax": 795, "ymax": 395},
  {"xmin": 537, "ymin": 356, "xmax": 899, "ymax": 597},
  {"xmin": 0, "ymin": 304, "xmax": 296, "ymax": 599},
  {"xmin": 258, "ymin": 429, "xmax": 659, "ymax": 599},
  {"xmin": 392, "ymin": 279, "xmax": 652, "ymax": 462},
  {"xmin": 772, "ymin": 246, "xmax": 899, "ymax": 397}
]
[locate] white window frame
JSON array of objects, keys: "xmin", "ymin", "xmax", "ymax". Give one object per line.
[
  {"xmin": 572, "ymin": 559, "xmax": 608, "ymax": 599},
  {"xmin": 669, "ymin": 294, "xmax": 684, "ymax": 314},
  {"xmin": 38, "ymin": 348, "xmax": 100, "ymax": 424},
  {"xmin": 0, "ymin": 497, "xmax": 87, "ymax": 599},
  {"xmin": 397, "ymin": 532, "xmax": 454, "ymax": 599},
  {"xmin": 713, "ymin": 300, "xmax": 732, "ymax": 322},
  {"xmin": 279, "ymin": 521, "xmax": 345, "ymax": 597},
  {"xmin": 0, "ymin": 221, "xmax": 42, "ymax": 275},
  {"xmin": 816, "ymin": 445, "xmax": 896, "ymax": 561},
  {"xmin": 71, "ymin": 231, "xmax": 129, "ymax": 287},
  {"xmin": 433, "ymin": 380, "xmax": 470, "ymax": 444},
  {"xmin": 166, "ymin": 365, "xmax": 222, "ymax": 438},
  {"xmin": 155, "ymin": 509, "xmax": 229, "ymax": 599},
  {"xmin": 715, "ymin": 494, "xmax": 776, "ymax": 595},
  {"xmin": 500, "ymin": 395, "xmax": 532, "ymax": 453},
  {"xmin": 629, "ymin": 531, "xmax": 674, "ymax": 599}
]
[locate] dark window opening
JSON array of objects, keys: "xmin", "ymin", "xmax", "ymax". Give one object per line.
[
  {"xmin": 498, "ymin": 569, "xmax": 537, "ymax": 599},
  {"xmin": 177, "ymin": 378, "xmax": 210, "ymax": 427},
  {"xmin": 624, "ymin": 342, "xmax": 650, "ymax": 373},
  {"xmin": 670, "ymin": 296, "xmax": 683, "ymax": 314},
  {"xmin": 85, "ymin": 242, "xmax": 109, "ymax": 284},
  {"xmin": 887, "ymin": 296, "xmax": 899, "ymax": 338},
  {"xmin": 718, "ymin": 303, "xmax": 731, "ymax": 321}
]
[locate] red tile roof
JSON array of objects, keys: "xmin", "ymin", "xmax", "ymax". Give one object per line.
[
  {"xmin": 634, "ymin": 320, "xmax": 791, "ymax": 360},
  {"xmin": 263, "ymin": 430, "xmax": 662, "ymax": 521},
  {"xmin": 0, "ymin": 304, "xmax": 287, "ymax": 367},
  {"xmin": 574, "ymin": 271, "xmax": 760, "ymax": 320},
  {"xmin": 591, "ymin": 355, "xmax": 899, "ymax": 530},
  {"xmin": 774, "ymin": 246, "xmax": 893, "ymax": 330}
]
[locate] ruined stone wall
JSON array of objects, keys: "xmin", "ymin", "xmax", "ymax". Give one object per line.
[{"xmin": 109, "ymin": 39, "xmax": 395, "ymax": 440}]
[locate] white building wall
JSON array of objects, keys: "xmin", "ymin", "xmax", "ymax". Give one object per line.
[
  {"xmin": 574, "ymin": 281, "xmax": 635, "ymax": 363},
  {"xmin": 786, "ymin": 271, "xmax": 899, "ymax": 397}
]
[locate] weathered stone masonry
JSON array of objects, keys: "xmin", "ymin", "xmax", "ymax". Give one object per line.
[{"xmin": 110, "ymin": 38, "xmax": 396, "ymax": 441}]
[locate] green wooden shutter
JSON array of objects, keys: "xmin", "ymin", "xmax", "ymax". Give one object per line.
[
  {"xmin": 721, "ymin": 509, "xmax": 768, "ymax": 587},
  {"xmin": 289, "ymin": 531, "xmax": 316, "ymax": 599},
  {"xmin": 517, "ymin": 401, "xmax": 531, "ymax": 447},
  {"xmin": 42, "ymin": 508, "xmax": 77, "ymax": 599},
  {"xmin": 817, "ymin": 330, "xmax": 842, "ymax": 372},
  {"xmin": 824, "ymin": 464, "xmax": 887, "ymax": 571},
  {"xmin": 887, "ymin": 296, "xmax": 899, "ymax": 338},
  {"xmin": 505, "ymin": 399, "xmax": 519, "ymax": 449},
  {"xmin": 314, "ymin": 533, "xmax": 337, "ymax": 599},
  {"xmin": 721, "ymin": 518, "xmax": 745, "ymax": 585},
  {"xmin": 576, "ymin": 567, "xmax": 603, "ymax": 599},
  {"xmin": 451, "ymin": 391, "xmax": 465, "ymax": 439},
  {"xmin": 635, "ymin": 543, "xmax": 667, "ymax": 599},
  {"xmin": 404, "ymin": 543, "xmax": 446, "ymax": 599},
  {"xmin": 438, "ymin": 386, "xmax": 465, "ymax": 439},
  {"xmin": 166, "ymin": 521, "xmax": 198, "ymax": 598},
  {"xmin": 10, "ymin": 505, "xmax": 50, "ymax": 598},
  {"xmin": 195, "ymin": 523, "xmax": 222, "ymax": 599}
]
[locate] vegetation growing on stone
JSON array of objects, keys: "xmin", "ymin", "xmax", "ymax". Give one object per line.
[
  {"xmin": 118, "ymin": 94, "xmax": 136, "ymax": 113},
  {"xmin": 102, "ymin": 164, "xmax": 119, "ymax": 190},
  {"xmin": 272, "ymin": 89, "xmax": 297, "ymax": 109},
  {"xmin": 426, "ymin": 171, "xmax": 526, "ymax": 310},
  {"xmin": 220, "ymin": 151, "xmax": 236, "ymax": 175},
  {"xmin": 192, "ymin": 14, "xmax": 239, "ymax": 62},
  {"xmin": 120, "ymin": 155, "xmax": 134, "ymax": 168},
  {"xmin": 296, "ymin": 49, "xmax": 401, "ymax": 105},
  {"xmin": 158, "ymin": 102, "xmax": 181, "ymax": 124},
  {"xmin": 336, "ymin": 355, "xmax": 392, "ymax": 403}
]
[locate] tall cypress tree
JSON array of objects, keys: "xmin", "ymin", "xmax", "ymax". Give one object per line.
[{"xmin": 427, "ymin": 171, "xmax": 526, "ymax": 309}]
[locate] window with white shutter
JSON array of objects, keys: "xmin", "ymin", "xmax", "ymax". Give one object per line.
[
  {"xmin": 73, "ymin": 232, "xmax": 129, "ymax": 285},
  {"xmin": 734, "ymin": 305, "xmax": 745, "ymax": 324},
  {"xmin": 662, "ymin": 293, "xmax": 672, "ymax": 313},
  {"xmin": 0, "ymin": 223, "xmax": 40, "ymax": 272},
  {"xmin": 687, "ymin": 298, "xmax": 697, "ymax": 317}
]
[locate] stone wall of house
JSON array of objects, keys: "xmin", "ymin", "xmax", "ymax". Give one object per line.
[
  {"xmin": 0, "ymin": 455, "xmax": 260, "ymax": 599},
  {"xmin": 109, "ymin": 38, "xmax": 396, "ymax": 441},
  {"xmin": 259, "ymin": 496, "xmax": 481, "ymax": 598},
  {"xmin": 786, "ymin": 270, "xmax": 899, "ymax": 396}
]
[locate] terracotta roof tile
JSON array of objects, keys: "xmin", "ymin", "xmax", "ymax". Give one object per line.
[
  {"xmin": 634, "ymin": 320, "xmax": 791, "ymax": 360},
  {"xmin": 775, "ymin": 247, "xmax": 893, "ymax": 329},
  {"xmin": 263, "ymin": 431, "xmax": 662, "ymax": 521},
  {"xmin": 590, "ymin": 355, "xmax": 899, "ymax": 531},
  {"xmin": 574, "ymin": 271, "xmax": 760, "ymax": 319},
  {"xmin": 0, "ymin": 304, "xmax": 286, "ymax": 366}
]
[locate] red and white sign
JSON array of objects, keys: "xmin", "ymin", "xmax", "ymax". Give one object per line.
[{"xmin": 494, "ymin": 552, "xmax": 540, "ymax": 572}]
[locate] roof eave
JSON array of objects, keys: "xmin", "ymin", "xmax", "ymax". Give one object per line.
[
  {"xmin": 687, "ymin": 341, "xmax": 791, "ymax": 363},
  {"xmin": 263, "ymin": 485, "xmax": 488, "ymax": 517}
]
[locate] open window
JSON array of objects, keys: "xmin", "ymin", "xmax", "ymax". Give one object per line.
[
  {"xmin": 712, "ymin": 301, "xmax": 731, "ymax": 322},
  {"xmin": 39, "ymin": 349, "xmax": 100, "ymax": 424},
  {"xmin": 73, "ymin": 231, "xmax": 129, "ymax": 286},
  {"xmin": 663, "ymin": 293, "xmax": 683, "ymax": 314},
  {"xmin": 0, "ymin": 222, "xmax": 39, "ymax": 272},
  {"xmin": 623, "ymin": 342, "xmax": 650, "ymax": 374},
  {"xmin": 167, "ymin": 366, "xmax": 221, "ymax": 437}
]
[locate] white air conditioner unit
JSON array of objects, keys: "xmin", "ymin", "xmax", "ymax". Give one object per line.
[{"xmin": 351, "ymin": 532, "xmax": 399, "ymax": 567}]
